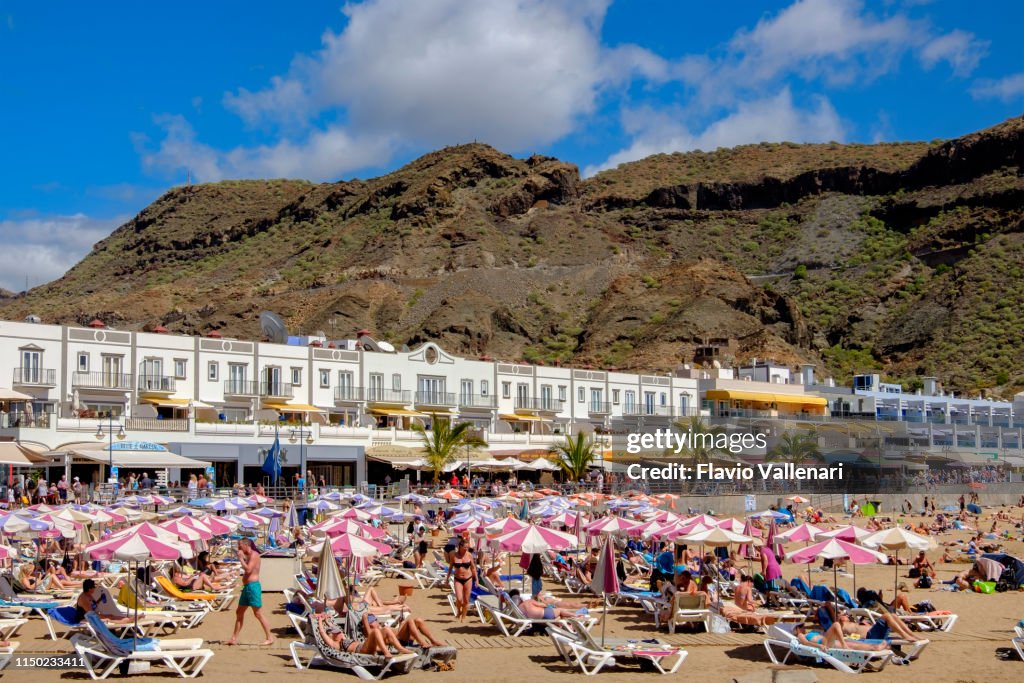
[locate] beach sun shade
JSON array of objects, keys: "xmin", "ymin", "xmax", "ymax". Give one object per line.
[
  {"xmin": 194, "ymin": 515, "xmax": 237, "ymax": 536},
  {"xmin": 586, "ymin": 516, "xmax": 639, "ymax": 536},
  {"xmin": 786, "ymin": 495, "xmax": 811, "ymax": 504},
  {"xmin": 110, "ymin": 521, "xmax": 180, "ymax": 543},
  {"xmin": 814, "ymin": 525, "xmax": 873, "ymax": 542},
  {"xmin": 310, "ymin": 533, "xmax": 392, "ymax": 559},
  {"xmin": 85, "ymin": 531, "xmax": 189, "ymax": 561},
  {"xmin": 788, "ymin": 538, "xmax": 886, "ymax": 565},
  {"xmin": 159, "ymin": 520, "xmax": 211, "ymax": 542},
  {"xmin": 335, "ymin": 507, "xmax": 373, "ymax": 521},
  {"xmin": 311, "ymin": 518, "xmax": 386, "ymax": 539},
  {"xmin": 861, "ymin": 527, "xmax": 933, "ymax": 596},
  {"xmin": 589, "ymin": 537, "xmax": 621, "ymax": 647},
  {"xmin": 0, "ymin": 513, "xmax": 53, "ymax": 535},
  {"xmin": 493, "ymin": 524, "xmax": 578, "ymax": 554},
  {"xmin": 679, "ymin": 526, "xmax": 754, "ymax": 547},
  {"xmin": 204, "ymin": 499, "xmax": 247, "ymax": 512},
  {"xmin": 314, "ymin": 538, "xmax": 346, "ymax": 603},
  {"xmin": 483, "ymin": 517, "xmax": 530, "ymax": 536},
  {"xmin": 776, "ymin": 523, "xmax": 825, "ymax": 544},
  {"xmin": 252, "ymin": 506, "xmax": 286, "ymax": 518}
]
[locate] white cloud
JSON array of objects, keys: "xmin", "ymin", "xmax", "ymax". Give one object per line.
[
  {"xmin": 970, "ymin": 72, "xmax": 1024, "ymax": 102},
  {"xmin": 920, "ymin": 29, "xmax": 986, "ymax": 77},
  {"xmin": 0, "ymin": 214, "xmax": 124, "ymax": 291},
  {"xmin": 585, "ymin": 90, "xmax": 844, "ymax": 177}
]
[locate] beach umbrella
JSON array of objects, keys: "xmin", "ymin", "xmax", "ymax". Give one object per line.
[
  {"xmin": 436, "ymin": 489, "xmax": 465, "ymax": 501},
  {"xmin": 862, "ymin": 527, "xmax": 933, "ymax": 596},
  {"xmin": 111, "ymin": 521, "xmax": 179, "ymax": 543},
  {"xmin": 765, "ymin": 519, "xmax": 783, "ymax": 561},
  {"xmin": 0, "ymin": 513, "xmax": 52, "ymax": 534},
  {"xmin": 776, "ymin": 522, "xmax": 825, "ymax": 586},
  {"xmin": 0, "ymin": 544, "xmax": 18, "ymax": 560},
  {"xmin": 159, "ymin": 519, "xmax": 211, "ymax": 542},
  {"xmin": 589, "ymin": 537, "xmax": 620, "ymax": 647},
  {"xmin": 815, "ymin": 525, "xmax": 873, "ymax": 542},
  {"xmin": 683, "ymin": 514, "xmax": 720, "ymax": 527},
  {"xmin": 246, "ymin": 494, "xmax": 273, "ymax": 505},
  {"xmin": 788, "ymin": 539, "xmax": 886, "ymax": 613},
  {"xmin": 750, "ymin": 509, "xmax": 790, "ymax": 521},
  {"xmin": 543, "ymin": 511, "xmax": 580, "ymax": 529},
  {"xmin": 493, "ymin": 524, "xmax": 578, "ymax": 554},
  {"xmin": 335, "ymin": 507, "xmax": 373, "ymax": 521},
  {"xmin": 680, "ymin": 526, "xmax": 753, "ymax": 546},
  {"xmin": 737, "ymin": 519, "xmax": 761, "ymax": 563},
  {"xmin": 312, "ymin": 518, "xmax": 386, "ymax": 539},
  {"xmin": 235, "ymin": 511, "xmax": 270, "ymax": 527},
  {"xmin": 320, "ymin": 491, "xmax": 352, "ymax": 502},
  {"xmin": 285, "ymin": 503, "xmax": 300, "ymax": 531},
  {"xmin": 314, "ymin": 537, "xmax": 346, "ymax": 605},
  {"xmin": 226, "ymin": 514, "xmax": 261, "ymax": 529},
  {"xmin": 310, "ymin": 533, "xmax": 392, "ymax": 559},
  {"xmin": 450, "ymin": 511, "xmax": 497, "ymax": 527},
  {"xmin": 786, "ymin": 495, "xmax": 811, "ymax": 504},
  {"xmin": 252, "ymin": 506, "xmax": 286, "ymax": 518},
  {"xmin": 484, "ymin": 517, "xmax": 530, "ymax": 536},
  {"xmin": 177, "ymin": 516, "xmax": 215, "ymax": 536},
  {"xmin": 194, "ymin": 515, "xmax": 237, "ymax": 536},
  {"xmin": 586, "ymin": 516, "xmax": 639, "ymax": 536},
  {"xmin": 149, "ymin": 495, "xmax": 176, "ymax": 506}
]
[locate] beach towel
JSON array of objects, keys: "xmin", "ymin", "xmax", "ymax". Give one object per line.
[{"xmin": 790, "ymin": 577, "xmax": 811, "ymax": 596}]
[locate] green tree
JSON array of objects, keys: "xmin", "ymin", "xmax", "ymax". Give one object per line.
[
  {"xmin": 554, "ymin": 431, "xmax": 597, "ymax": 481},
  {"xmin": 413, "ymin": 415, "xmax": 486, "ymax": 483},
  {"xmin": 671, "ymin": 415, "xmax": 727, "ymax": 464},
  {"xmin": 766, "ymin": 432, "xmax": 824, "ymax": 464}
]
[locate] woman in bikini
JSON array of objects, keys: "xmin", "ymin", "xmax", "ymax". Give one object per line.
[
  {"xmin": 312, "ymin": 611, "xmax": 406, "ymax": 658},
  {"xmin": 792, "ymin": 622, "xmax": 887, "ymax": 652},
  {"xmin": 445, "ymin": 537, "xmax": 477, "ymax": 623}
]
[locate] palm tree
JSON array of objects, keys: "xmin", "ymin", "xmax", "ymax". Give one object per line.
[
  {"xmin": 413, "ymin": 415, "xmax": 486, "ymax": 484},
  {"xmin": 671, "ymin": 415, "xmax": 727, "ymax": 464},
  {"xmin": 766, "ymin": 431, "xmax": 823, "ymax": 464},
  {"xmin": 554, "ymin": 431, "xmax": 597, "ymax": 481}
]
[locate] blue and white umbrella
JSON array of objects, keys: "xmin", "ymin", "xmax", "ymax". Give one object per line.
[
  {"xmin": 310, "ymin": 499, "xmax": 340, "ymax": 512},
  {"xmin": 252, "ymin": 506, "xmax": 286, "ymax": 517},
  {"xmin": 205, "ymin": 499, "xmax": 247, "ymax": 512},
  {"xmin": 749, "ymin": 509, "xmax": 790, "ymax": 521}
]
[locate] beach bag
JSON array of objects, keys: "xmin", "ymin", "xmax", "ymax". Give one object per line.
[
  {"xmin": 972, "ymin": 580, "xmax": 995, "ymax": 594},
  {"xmin": 709, "ymin": 612, "xmax": 731, "ymax": 634},
  {"xmin": 915, "ymin": 575, "xmax": 932, "ymax": 589},
  {"xmin": 61, "ymin": 550, "xmax": 73, "ymax": 574}
]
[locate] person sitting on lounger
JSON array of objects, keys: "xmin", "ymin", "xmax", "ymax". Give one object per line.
[
  {"xmin": 42, "ymin": 560, "xmax": 82, "ymax": 591},
  {"xmin": 890, "ymin": 583, "xmax": 913, "ymax": 612},
  {"xmin": 733, "ymin": 574, "xmax": 760, "ymax": 612},
  {"xmin": 312, "ymin": 611, "xmax": 408, "ymax": 658},
  {"xmin": 793, "ymin": 622, "xmax": 887, "ymax": 652},
  {"xmin": 824, "ymin": 602, "xmax": 924, "ymax": 642},
  {"xmin": 75, "ymin": 578, "xmax": 132, "ymax": 625},
  {"xmin": 506, "ymin": 589, "xmax": 586, "ymax": 619},
  {"xmin": 171, "ymin": 559, "xmax": 220, "ymax": 592}
]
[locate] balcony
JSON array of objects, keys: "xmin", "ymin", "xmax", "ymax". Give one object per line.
[
  {"xmin": 72, "ymin": 371, "xmax": 133, "ymax": 391},
  {"xmin": 125, "ymin": 417, "xmax": 189, "ymax": 432},
  {"xmin": 137, "ymin": 375, "xmax": 176, "ymax": 395},
  {"xmin": 514, "ymin": 397, "xmax": 564, "ymax": 413},
  {"xmin": 12, "ymin": 367, "xmax": 56, "ymax": 386},
  {"xmin": 459, "ymin": 394, "xmax": 497, "ymax": 410},
  {"xmin": 224, "ymin": 380, "xmax": 259, "ymax": 396},
  {"xmin": 414, "ymin": 391, "xmax": 457, "ymax": 408},
  {"xmin": 366, "ymin": 389, "xmax": 412, "ymax": 404},
  {"xmin": 260, "ymin": 381, "xmax": 293, "ymax": 399},
  {"xmin": 622, "ymin": 404, "xmax": 675, "ymax": 417},
  {"xmin": 588, "ymin": 402, "xmax": 612, "ymax": 415},
  {"xmin": 334, "ymin": 386, "xmax": 365, "ymax": 403}
]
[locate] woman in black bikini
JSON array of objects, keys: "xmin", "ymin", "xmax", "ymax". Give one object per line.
[{"xmin": 446, "ymin": 537, "xmax": 478, "ymax": 622}]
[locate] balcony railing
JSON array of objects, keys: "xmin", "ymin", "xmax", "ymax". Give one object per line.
[
  {"xmin": 588, "ymin": 402, "xmax": 613, "ymax": 415},
  {"xmin": 366, "ymin": 389, "xmax": 412, "ymax": 403},
  {"xmin": 72, "ymin": 371, "xmax": 133, "ymax": 390},
  {"xmin": 138, "ymin": 375, "xmax": 176, "ymax": 393},
  {"xmin": 224, "ymin": 380, "xmax": 258, "ymax": 396},
  {"xmin": 622, "ymin": 404, "xmax": 675, "ymax": 417},
  {"xmin": 459, "ymin": 394, "xmax": 497, "ymax": 409},
  {"xmin": 12, "ymin": 367, "xmax": 56, "ymax": 386},
  {"xmin": 514, "ymin": 397, "xmax": 565, "ymax": 412},
  {"xmin": 334, "ymin": 386, "xmax": 365, "ymax": 402},
  {"xmin": 415, "ymin": 391, "xmax": 457, "ymax": 407},
  {"xmin": 260, "ymin": 381, "xmax": 293, "ymax": 398},
  {"xmin": 125, "ymin": 417, "xmax": 190, "ymax": 432}
]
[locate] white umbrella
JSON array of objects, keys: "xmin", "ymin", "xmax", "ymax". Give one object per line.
[{"xmin": 862, "ymin": 527, "xmax": 933, "ymax": 596}]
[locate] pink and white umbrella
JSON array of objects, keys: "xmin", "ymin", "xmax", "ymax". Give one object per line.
[
  {"xmin": 680, "ymin": 526, "xmax": 753, "ymax": 547},
  {"xmin": 312, "ymin": 518, "xmax": 386, "ymax": 539},
  {"xmin": 0, "ymin": 513, "xmax": 53, "ymax": 534},
  {"xmin": 683, "ymin": 514, "xmax": 720, "ymax": 527},
  {"xmin": 586, "ymin": 516, "xmax": 639, "ymax": 536},
  {"xmin": 542, "ymin": 511, "xmax": 581, "ymax": 529},
  {"xmin": 629, "ymin": 519, "xmax": 668, "ymax": 538},
  {"xmin": 0, "ymin": 544, "xmax": 18, "ymax": 560},
  {"xmin": 308, "ymin": 532, "xmax": 392, "ymax": 558},
  {"xmin": 335, "ymin": 507, "xmax": 373, "ymax": 521},
  {"xmin": 252, "ymin": 506, "xmax": 286, "ymax": 518},
  {"xmin": 194, "ymin": 515, "xmax": 237, "ymax": 536},
  {"xmin": 160, "ymin": 519, "xmax": 212, "ymax": 542},
  {"xmin": 246, "ymin": 494, "xmax": 274, "ymax": 505},
  {"xmin": 777, "ymin": 522, "xmax": 825, "ymax": 544},
  {"xmin": 786, "ymin": 495, "xmax": 811, "ymax": 504},
  {"xmin": 111, "ymin": 521, "xmax": 179, "ymax": 542},
  {"xmin": 234, "ymin": 512, "xmax": 270, "ymax": 527},
  {"xmin": 85, "ymin": 531, "xmax": 191, "ymax": 561},
  {"xmin": 590, "ymin": 537, "xmax": 620, "ymax": 646},
  {"xmin": 484, "ymin": 517, "xmax": 530, "ymax": 536},
  {"xmin": 651, "ymin": 511, "xmax": 683, "ymax": 524},
  {"xmin": 493, "ymin": 524, "xmax": 578, "ymax": 554},
  {"xmin": 788, "ymin": 538, "xmax": 886, "ymax": 609},
  {"xmin": 814, "ymin": 525, "xmax": 873, "ymax": 543}
]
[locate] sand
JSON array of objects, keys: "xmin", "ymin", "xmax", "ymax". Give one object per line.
[{"xmin": 10, "ymin": 509, "xmax": 1024, "ymax": 683}]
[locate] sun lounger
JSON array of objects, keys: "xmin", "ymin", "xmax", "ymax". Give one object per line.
[
  {"xmin": 548, "ymin": 619, "xmax": 687, "ymax": 675},
  {"xmin": 818, "ymin": 607, "xmax": 930, "ymax": 660},
  {"xmin": 665, "ymin": 593, "xmax": 712, "ymax": 634},
  {"xmin": 0, "ymin": 617, "xmax": 26, "ymax": 640},
  {"xmin": 717, "ymin": 602, "xmax": 783, "ymax": 629},
  {"xmin": 1013, "ymin": 626, "xmax": 1024, "ymax": 660},
  {"xmin": 848, "ymin": 606, "xmax": 957, "ymax": 633},
  {"xmin": 154, "ymin": 576, "xmax": 235, "ymax": 611},
  {"xmin": 289, "ymin": 613, "xmax": 418, "ymax": 680},
  {"xmin": 764, "ymin": 623, "xmax": 894, "ymax": 674},
  {"xmin": 0, "ymin": 641, "xmax": 19, "ymax": 671},
  {"xmin": 71, "ymin": 613, "xmax": 214, "ymax": 680},
  {"xmin": 474, "ymin": 593, "xmax": 596, "ymax": 638},
  {"xmin": 118, "ymin": 582, "xmax": 208, "ymax": 629}
]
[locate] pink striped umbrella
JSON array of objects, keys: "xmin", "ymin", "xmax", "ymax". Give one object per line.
[
  {"xmin": 765, "ymin": 519, "xmax": 783, "ymax": 560},
  {"xmin": 815, "ymin": 525, "xmax": 873, "ymax": 542},
  {"xmin": 494, "ymin": 524, "xmax": 578, "ymax": 554},
  {"xmin": 683, "ymin": 514, "xmax": 720, "ymax": 527},
  {"xmin": 628, "ymin": 519, "xmax": 667, "ymax": 538},
  {"xmin": 590, "ymin": 537, "xmax": 620, "ymax": 646},
  {"xmin": 160, "ymin": 519, "xmax": 212, "ymax": 542},
  {"xmin": 541, "ymin": 511, "xmax": 579, "ymax": 528},
  {"xmin": 652, "ymin": 511, "xmax": 683, "ymax": 524},
  {"xmin": 234, "ymin": 512, "xmax": 270, "ymax": 527},
  {"xmin": 586, "ymin": 516, "xmax": 639, "ymax": 536},
  {"xmin": 313, "ymin": 518, "xmax": 386, "ymax": 539},
  {"xmin": 484, "ymin": 517, "xmax": 531, "ymax": 536},
  {"xmin": 660, "ymin": 521, "xmax": 712, "ymax": 541},
  {"xmin": 309, "ymin": 532, "xmax": 392, "ymax": 558},
  {"xmin": 775, "ymin": 521, "xmax": 824, "ymax": 586},
  {"xmin": 0, "ymin": 544, "xmax": 17, "ymax": 560},
  {"xmin": 788, "ymin": 538, "xmax": 886, "ymax": 610},
  {"xmin": 85, "ymin": 530, "xmax": 191, "ymax": 561},
  {"xmin": 246, "ymin": 494, "xmax": 274, "ymax": 505},
  {"xmin": 110, "ymin": 522, "xmax": 179, "ymax": 543},
  {"xmin": 336, "ymin": 507, "xmax": 373, "ymax": 521},
  {"xmin": 194, "ymin": 515, "xmax": 237, "ymax": 536}
]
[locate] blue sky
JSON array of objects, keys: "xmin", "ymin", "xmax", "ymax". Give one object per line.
[{"xmin": 0, "ymin": 0, "xmax": 1021, "ymax": 292}]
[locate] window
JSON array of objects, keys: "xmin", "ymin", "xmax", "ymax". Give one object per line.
[
  {"xmin": 679, "ymin": 394, "xmax": 689, "ymax": 415},
  {"xmin": 460, "ymin": 380, "xmax": 473, "ymax": 402},
  {"xmin": 624, "ymin": 391, "xmax": 636, "ymax": 412},
  {"xmin": 207, "ymin": 362, "xmax": 219, "ymax": 382},
  {"xmin": 173, "ymin": 359, "xmax": 187, "ymax": 379},
  {"xmin": 227, "ymin": 364, "xmax": 247, "ymax": 393},
  {"xmin": 319, "ymin": 369, "xmax": 330, "ymax": 388},
  {"xmin": 612, "ymin": 389, "xmax": 620, "ymax": 404},
  {"xmin": 578, "ymin": 387, "xmax": 585, "ymax": 403},
  {"xmin": 660, "ymin": 392, "xmax": 667, "ymax": 406},
  {"xmin": 78, "ymin": 353, "xmax": 89, "ymax": 372},
  {"xmin": 368, "ymin": 373, "xmax": 384, "ymax": 400},
  {"xmin": 291, "ymin": 367, "xmax": 302, "ymax": 387},
  {"xmin": 20, "ymin": 349, "xmax": 41, "ymax": 383},
  {"xmin": 502, "ymin": 382, "xmax": 511, "ymax": 399},
  {"xmin": 540, "ymin": 385, "xmax": 553, "ymax": 410},
  {"xmin": 590, "ymin": 389, "xmax": 603, "ymax": 411},
  {"xmin": 338, "ymin": 371, "xmax": 353, "ymax": 399},
  {"xmin": 392, "ymin": 373, "xmax": 402, "ymax": 391},
  {"xmin": 558, "ymin": 385, "xmax": 567, "ymax": 402},
  {"xmin": 480, "ymin": 380, "xmax": 489, "ymax": 397}
]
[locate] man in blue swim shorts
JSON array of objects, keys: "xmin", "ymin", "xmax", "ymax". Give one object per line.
[{"xmin": 226, "ymin": 538, "xmax": 274, "ymax": 646}]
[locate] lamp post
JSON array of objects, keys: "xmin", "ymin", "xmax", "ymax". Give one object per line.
[
  {"xmin": 95, "ymin": 412, "xmax": 126, "ymax": 490},
  {"xmin": 289, "ymin": 426, "xmax": 314, "ymax": 489}
]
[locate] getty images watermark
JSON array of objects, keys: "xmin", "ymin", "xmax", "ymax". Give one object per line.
[{"xmin": 619, "ymin": 428, "xmax": 846, "ymax": 483}]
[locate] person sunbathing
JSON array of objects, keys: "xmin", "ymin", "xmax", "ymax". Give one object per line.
[
  {"xmin": 43, "ymin": 561, "xmax": 82, "ymax": 591},
  {"xmin": 829, "ymin": 604, "xmax": 924, "ymax": 642},
  {"xmin": 75, "ymin": 579, "xmax": 132, "ymax": 625},
  {"xmin": 312, "ymin": 611, "xmax": 409, "ymax": 658},
  {"xmin": 733, "ymin": 575, "xmax": 761, "ymax": 612},
  {"xmin": 911, "ymin": 551, "xmax": 935, "ymax": 578},
  {"xmin": 392, "ymin": 614, "xmax": 448, "ymax": 649},
  {"xmin": 793, "ymin": 622, "xmax": 887, "ymax": 652},
  {"xmin": 353, "ymin": 586, "xmax": 406, "ymax": 607},
  {"xmin": 890, "ymin": 584, "xmax": 913, "ymax": 612},
  {"xmin": 506, "ymin": 589, "xmax": 585, "ymax": 619},
  {"xmin": 170, "ymin": 561, "xmax": 220, "ymax": 592}
]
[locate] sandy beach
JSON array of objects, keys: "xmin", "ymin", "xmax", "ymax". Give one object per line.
[{"xmin": 10, "ymin": 508, "xmax": 1024, "ymax": 683}]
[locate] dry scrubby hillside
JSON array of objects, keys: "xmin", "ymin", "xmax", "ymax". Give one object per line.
[{"xmin": 3, "ymin": 116, "xmax": 1023, "ymax": 395}]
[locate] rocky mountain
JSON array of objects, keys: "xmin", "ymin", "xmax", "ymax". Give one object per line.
[{"xmin": 3, "ymin": 116, "xmax": 1022, "ymax": 394}]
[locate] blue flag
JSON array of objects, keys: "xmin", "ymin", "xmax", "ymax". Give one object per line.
[{"xmin": 262, "ymin": 429, "xmax": 282, "ymax": 483}]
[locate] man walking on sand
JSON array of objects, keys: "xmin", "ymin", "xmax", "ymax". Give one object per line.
[{"xmin": 226, "ymin": 538, "xmax": 274, "ymax": 646}]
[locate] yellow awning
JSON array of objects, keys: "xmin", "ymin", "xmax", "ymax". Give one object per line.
[
  {"xmin": 142, "ymin": 398, "xmax": 212, "ymax": 408},
  {"xmin": 263, "ymin": 402, "xmax": 328, "ymax": 413},
  {"xmin": 705, "ymin": 390, "xmax": 828, "ymax": 407},
  {"xmin": 499, "ymin": 413, "xmax": 547, "ymax": 422},
  {"xmin": 369, "ymin": 408, "xmax": 428, "ymax": 417}
]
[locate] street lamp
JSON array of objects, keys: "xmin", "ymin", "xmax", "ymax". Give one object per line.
[
  {"xmin": 95, "ymin": 413, "xmax": 126, "ymax": 487},
  {"xmin": 289, "ymin": 426, "xmax": 314, "ymax": 488}
]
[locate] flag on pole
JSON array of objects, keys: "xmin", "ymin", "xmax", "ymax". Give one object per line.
[{"xmin": 262, "ymin": 428, "xmax": 282, "ymax": 483}]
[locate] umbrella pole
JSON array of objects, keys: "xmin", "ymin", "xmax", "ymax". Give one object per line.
[
  {"xmin": 893, "ymin": 550, "xmax": 898, "ymax": 601},
  {"xmin": 833, "ymin": 565, "xmax": 839, "ymax": 618},
  {"xmin": 601, "ymin": 592, "xmax": 608, "ymax": 647}
]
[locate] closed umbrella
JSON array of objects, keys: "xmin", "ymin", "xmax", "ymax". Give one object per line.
[
  {"xmin": 589, "ymin": 537, "xmax": 620, "ymax": 646},
  {"xmin": 314, "ymin": 536, "xmax": 346, "ymax": 605}
]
